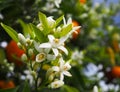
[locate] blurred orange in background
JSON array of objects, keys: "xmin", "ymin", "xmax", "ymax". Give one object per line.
[
  {"xmin": 80, "ymin": 0, "xmax": 86, "ymax": 4},
  {"xmin": 5, "ymin": 40, "xmax": 25, "ymax": 67},
  {"xmin": 72, "ymin": 20, "xmax": 81, "ymax": 40},
  {"xmin": 0, "ymin": 80, "xmax": 15, "ymax": 89}
]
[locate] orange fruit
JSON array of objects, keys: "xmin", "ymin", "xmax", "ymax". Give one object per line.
[
  {"xmin": 80, "ymin": 0, "xmax": 86, "ymax": 4},
  {"xmin": 72, "ymin": 20, "xmax": 81, "ymax": 40},
  {"xmin": 6, "ymin": 40, "xmax": 25, "ymax": 66},
  {"xmin": 0, "ymin": 80, "xmax": 15, "ymax": 89},
  {"xmin": 111, "ymin": 66, "xmax": 120, "ymax": 78}
]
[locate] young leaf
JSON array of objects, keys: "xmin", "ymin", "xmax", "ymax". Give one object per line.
[
  {"xmin": 29, "ymin": 23, "xmax": 46, "ymax": 42},
  {"xmin": 1, "ymin": 23, "xmax": 18, "ymax": 42},
  {"xmin": 55, "ymin": 15, "xmax": 64, "ymax": 27},
  {"xmin": 38, "ymin": 12, "xmax": 49, "ymax": 35},
  {"xmin": 60, "ymin": 24, "xmax": 72, "ymax": 37}
]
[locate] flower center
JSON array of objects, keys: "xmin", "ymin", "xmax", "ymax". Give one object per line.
[
  {"xmin": 54, "ymin": 39, "xmax": 59, "ymax": 44},
  {"xmin": 38, "ymin": 53, "xmax": 45, "ymax": 60}
]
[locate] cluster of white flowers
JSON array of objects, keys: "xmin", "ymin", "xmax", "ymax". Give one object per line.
[
  {"xmin": 17, "ymin": 12, "xmax": 80, "ymax": 89},
  {"xmin": 42, "ymin": 0, "xmax": 62, "ymax": 13}
]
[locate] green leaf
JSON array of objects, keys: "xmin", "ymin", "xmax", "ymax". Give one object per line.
[
  {"xmin": 18, "ymin": 20, "xmax": 35, "ymax": 38},
  {"xmin": 22, "ymin": 81, "xmax": 30, "ymax": 92},
  {"xmin": 55, "ymin": 15, "xmax": 64, "ymax": 27},
  {"xmin": 1, "ymin": 23, "xmax": 18, "ymax": 42},
  {"xmin": 38, "ymin": 12, "xmax": 49, "ymax": 35},
  {"xmin": 0, "ymin": 87, "xmax": 19, "ymax": 92},
  {"xmin": 62, "ymin": 85, "xmax": 79, "ymax": 92},
  {"xmin": 29, "ymin": 23, "xmax": 46, "ymax": 42},
  {"xmin": 60, "ymin": 24, "xmax": 72, "ymax": 37}
]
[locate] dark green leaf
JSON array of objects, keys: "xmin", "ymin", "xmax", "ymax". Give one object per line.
[
  {"xmin": 0, "ymin": 87, "xmax": 19, "ymax": 92},
  {"xmin": 1, "ymin": 23, "xmax": 18, "ymax": 42},
  {"xmin": 62, "ymin": 85, "xmax": 79, "ymax": 92},
  {"xmin": 22, "ymin": 81, "xmax": 31, "ymax": 92}
]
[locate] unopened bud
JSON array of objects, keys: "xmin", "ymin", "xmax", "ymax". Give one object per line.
[
  {"xmin": 21, "ymin": 54, "xmax": 28, "ymax": 61},
  {"xmin": 47, "ymin": 17, "xmax": 56, "ymax": 28},
  {"xmin": 9, "ymin": 66, "xmax": 14, "ymax": 71},
  {"xmin": 48, "ymin": 73, "xmax": 55, "ymax": 82},
  {"xmin": 18, "ymin": 33, "xmax": 26, "ymax": 45},
  {"xmin": 31, "ymin": 71, "xmax": 37, "ymax": 79},
  {"xmin": 28, "ymin": 48, "xmax": 34, "ymax": 56},
  {"xmin": 17, "ymin": 42, "xmax": 23, "ymax": 49},
  {"xmin": 93, "ymin": 86, "xmax": 98, "ymax": 92}
]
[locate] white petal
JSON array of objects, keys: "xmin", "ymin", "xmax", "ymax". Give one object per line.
[
  {"xmin": 67, "ymin": 17, "xmax": 72, "ymax": 25},
  {"xmin": 64, "ymin": 62, "xmax": 71, "ymax": 70},
  {"xmin": 34, "ymin": 41, "xmax": 40, "ymax": 51},
  {"xmin": 52, "ymin": 48, "xmax": 59, "ymax": 56},
  {"xmin": 59, "ymin": 58, "xmax": 64, "ymax": 69},
  {"xmin": 54, "ymin": 1, "xmax": 60, "ymax": 8},
  {"xmin": 52, "ymin": 66, "xmax": 60, "ymax": 72},
  {"xmin": 63, "ymin": 71, "xmax": 72, "ymax": 77},
  {"xmin": 60, "ymin": 73, "xmax": 64, "ymax": 81},
  {"xmin": 47, "ymin": 54, "xmax": 56, "ymax": 61},
  {"xmin": 58, "ymin": 46, "xmax": 68, "ymax": 55},
  {"xmin": 44, "ymin": 48, "xmax": 51, "ymax": 53},
  {"xmin": 39, "ymin": 43, "xmax": 51, "ymax": 48},
  {"xmin": 48, "ymin": 35, "xmax": 55, "ymax": 43},
  {"xmin": 63, "ymin": 17, "xmax": 66, "ymax": 25}
]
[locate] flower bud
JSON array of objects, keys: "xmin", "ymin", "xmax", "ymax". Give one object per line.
[
  {"xmin": 9, "ymin": 66, "xmax": 14, "ymax": 71},
  {"xmin": 21, "ymin": 54, "xmax": 28, "ymax": 61},
  {"xmin": 28, "ymin": 48, "xmax": 34, "ymax": 56},
  {"xmin": 93, "ymin": 85, "xmax": 98, "ymax": 92},
  {"xmin": 47, "ymin": 17, "xmax": 56, "ymax": 28},
  {"xmin": 17, "ymin": 42, "xmax": 23, "ymax": 49},
  {"xmin": 18, "ymin": 33, "xmax": 26, "ymax": 45}
]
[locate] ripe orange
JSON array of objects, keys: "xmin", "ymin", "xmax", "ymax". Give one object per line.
[
  {"xmin": 72, "ymin": 20, "xmax": 81, "ymax": 40},
  {"xmin": 0, "ymin": 80, "xmax": 15, "ymax": 89},
  {"xmin": 5, "ymin": 40, "xmax": 25, "ymax": 66},
  {"xmin": 111, "ymin": 66, "xmax": 120, "ymax": 78},
  {"xmin": 80, "ymin": 0, "xmax": 86, "ymax": 4}
]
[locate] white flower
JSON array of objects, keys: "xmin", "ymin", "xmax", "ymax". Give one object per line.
[
  {"xmin": 37, "ymin": 16, "xmax": 56, "ymax": 30},
  {"xmin": 54, "ymin": 0, "xmax": 62, "ymax": 8},
  {"xmin": 39, "ymin": 35, "xmax": 68, "ymax": 56},
  {"xmin": 71, "ymin": 50, "xmax": 84, "ymax": 64},
  {"xmin": 42, "ymin": 3, "xmax": 58, "ymax": 13},
  {"xmin": 52, "ymin": 57, "xmax": 72, "ymax": 81},
  {"xmin": 34, "ymin": 41, "xmax": 56, "ymax": 62},
  {"xmin": 50, "ymin": 79, "xmax": 64, "ymax": 88},
  {"xmin": 24, "ymin": 70, "xmax": 34, "ymax": 85}
]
